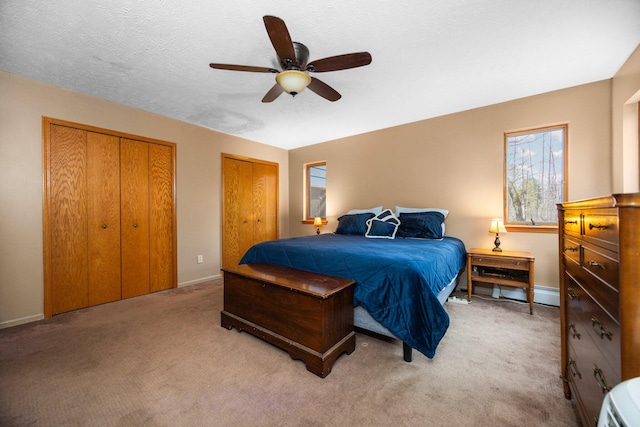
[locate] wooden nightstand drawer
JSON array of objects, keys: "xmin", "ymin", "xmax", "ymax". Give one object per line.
[{"xmin": 471, "ymin": 255, "xmax": 530, "ymax": 271}]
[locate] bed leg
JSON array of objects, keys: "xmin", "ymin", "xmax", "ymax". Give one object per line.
[{"xmin": 403, "ymin": 342, "xmax": 413, "ymax": 362}]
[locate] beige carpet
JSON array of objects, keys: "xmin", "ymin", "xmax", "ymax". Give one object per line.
[{"xmin": 0, "ymin": 279, "xmax": 577, "ymax": 426}]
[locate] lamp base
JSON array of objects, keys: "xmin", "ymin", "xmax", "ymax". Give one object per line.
[{"xmin": 492, "ymin": 234, "xmax": 502, "ymax": 252}]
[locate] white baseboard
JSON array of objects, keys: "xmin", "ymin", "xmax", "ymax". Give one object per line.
[
  {"xmin": 0, "ymin": 314, "xmax": 44, "ymax": 329},
  {"xmin": 472, "ymin": 284, "xmax": 559, "ymax": 307},
  {"xmin": 178, "ymin": 274, "xmax": 221, "ymax": 288}
]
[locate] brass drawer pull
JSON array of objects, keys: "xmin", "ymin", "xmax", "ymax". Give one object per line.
[
  {"xmin": 591, "ymin": 316, "xmax": 613, "ymax": 341},
  {"xmin": 593, "ymin": 365, "xmax": 611, "ymax": 394},
  {"xmin": 568, "ymin": 359, "xmax": 581, "ymax": 379},
  {"xmin": 567, "ymin": 288, "xmax": 578, "ymax": 300},
  {"xmin": 564, "ymin": 219, "xmax": 578, "ymax": 224},
  {"xmin": 568, "ymin": 323, "xmax": 581, "ymax": 339},
  {"xmin": 564, "ymin": 246, "xmax": 578, "ymax": 252},
  {"xmin": 589, "ymin": 223, "xmax": 608, "ymax": 230},
  {"xmin": 102, "ymin": 224, "xmax": 108, "ymax": 229},
  {"xmin": 587, "ymin": 260, "xmax": 605, "ymax": 270}
]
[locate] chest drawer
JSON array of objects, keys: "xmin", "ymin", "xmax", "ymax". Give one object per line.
[
  {"xmin": 582, "ymin": 246, "xmax": 618, "ymax": 292},
  {"xmin": 566, "ymin": 261, "xmax": 619, "ymax": 324},
  {"xmin": 566, "ymin": 340, "xmax": 620, "ymax": 427},
  {"xmin": 583, "ymin": 210, "xmax": 618, "ymax": 251},
  {"xmin": 565, "ymin": 273, "xmax": 621, "ymax": 374},
  {"xmin": 563, "ymin": 212, "xmax": 581, "ymax": 236},
  {"xmin": 562, "ymin": 236, "xmax": 581, "ymax": 265}
]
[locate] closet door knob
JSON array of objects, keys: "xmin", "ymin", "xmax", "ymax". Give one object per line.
[{"xmin": 102, "ymin": 224, "xmax": 108, "ymax": 229}]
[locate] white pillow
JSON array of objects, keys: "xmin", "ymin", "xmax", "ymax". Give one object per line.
[
  {"xmin": 347, "ymin": 206, "xmax": 383, "ymax": 215},
  {"xmin": 395, "ymin": 206, "xmax": 449, "ymax": 218},
  {"xmin": 395, "ymin": 206, "xmax": 448, "ymax": 235}
]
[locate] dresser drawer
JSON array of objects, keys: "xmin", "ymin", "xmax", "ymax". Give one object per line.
[
  {"xmin": 562, "ymin": 212, "xmax": 581, "ymax": 236},
  {"xmin": 582, "ymin": 246, "xmax": 618, "ymax": 291},
  {"xmin": 562, "ymin": 236, "xmax": 581, "ymax": 264},
  {"xmin": 583, "ymin": 210, "xmax": 618, "ymax": 251},
  {"xmin": 566, "ymin": 262, "xmax": 619, "ymax": 323},
  {"xmin": 567, "ymin": 340, "xmax": 620, "ymax": 427},
  {"xmin": 565, "ymin": 273, "xmax": 621, "ymax": 374}
]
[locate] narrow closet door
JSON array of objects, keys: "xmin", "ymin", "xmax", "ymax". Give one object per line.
[
  {"xmin": 49, "ymin": 125, "xmax": 89, "ymax": 314},
  {"xmin": 149, "ymin": 143, "xmax": 174, "ymax": 292},
  {"xmin": 86, "ymin": 132, "xmax": 121, "ymax": 305},
  {"xmin": 252, "ymin": 162, "xmax": 278, "ymax": 243},
  {"xmin": 120, "ymin": 138, "xmax": 150, "ymax": 299},
  {"xmin": 221, "ymin": 156, "xmax": 254, "ymax": 269}
]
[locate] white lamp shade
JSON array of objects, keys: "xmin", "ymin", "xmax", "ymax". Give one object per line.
[
  {"xmin": 489, "ymin": 218, "xmax": 507, "ymax": 233},
  {"xmin": 313, "ymin": 217, "xmax": 323, "ymax": 228},
  {"xmin": 276, "ymin": 70, "xmax": 311, "ymax": 94}
]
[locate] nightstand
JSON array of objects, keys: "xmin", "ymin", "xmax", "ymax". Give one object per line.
[{"xmin": 466, "ymin": 248, "xmax": 535, "ymax": 314}]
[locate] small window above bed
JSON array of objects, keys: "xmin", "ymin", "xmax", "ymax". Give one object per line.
[{"xmin": 304, "ymin": 161, "xmax": 326, "ymax": 223}]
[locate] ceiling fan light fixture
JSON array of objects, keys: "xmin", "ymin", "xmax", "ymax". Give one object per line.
[{"xmin": 276, "ymin": 70, "xmax": 311, "ymax": 96}]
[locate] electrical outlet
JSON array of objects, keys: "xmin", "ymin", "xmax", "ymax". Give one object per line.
[{"xmin": 197, "ymin": 255, "xmax": 203, "ymax": 264}]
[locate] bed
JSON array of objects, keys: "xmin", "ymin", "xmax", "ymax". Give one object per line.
[{"xmin": 238, "ymin": 207, "xmax": 467, "ymax": 361}]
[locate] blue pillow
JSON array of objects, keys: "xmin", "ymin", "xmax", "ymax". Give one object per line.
[
  {"xmin": 335, "ymin": 212, "xmax": 375, "ymax": 235},
  {"xmin": 365, "ymin": 209, "xmax": 400, "ymax": 239},
  {"xmin": 396, "ymin": 211, "xmax": 445, "ymax": 239}
]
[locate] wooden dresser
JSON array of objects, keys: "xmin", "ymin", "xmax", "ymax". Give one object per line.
[{"xmin": 558, "ymin": 194, "xmax": 640, "ymax": 426}]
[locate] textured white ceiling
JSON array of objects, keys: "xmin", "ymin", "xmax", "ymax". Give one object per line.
[{"xmin": 2, "ymin": 1, "xmax": 640, "ymax": 149}]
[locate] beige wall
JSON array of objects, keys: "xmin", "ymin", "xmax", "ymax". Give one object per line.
[
  {"xmin": 289, "ymin": 80, "xmax": 613, "ymax": 291},
  {"xmin": 612, "ymin": 44, "xmax": 640, "ymax": 193},
  {"xmin": 2, "ymin": 45, "xmax": 638, "ymax": 326},
  {"xmin": 0, "ymin": 71, "xmax": 289, "ymax": 327}
]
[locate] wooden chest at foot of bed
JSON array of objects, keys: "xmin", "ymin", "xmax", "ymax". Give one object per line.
[{"xmin": 221, "ymin": 263, "xmax": 356, "ymax": 378}]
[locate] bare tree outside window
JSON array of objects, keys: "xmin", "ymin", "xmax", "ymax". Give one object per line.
[
  {"xmin": 306, "ymin": 162, "xmax": 326, "ymax": 220},
  {"xmin": 504, "ymin": 125, "xmax": 567, "ymax": 231}
]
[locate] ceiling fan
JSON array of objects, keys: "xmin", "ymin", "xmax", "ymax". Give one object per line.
[{"xmin": 209, "ymin": 15, "xmax": 372, "ymax": 102}]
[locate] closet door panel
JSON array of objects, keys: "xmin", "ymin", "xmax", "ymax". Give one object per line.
[
  {"xmin": 49, "ymin": 125, "xmax": 89, "ymax": 314},
  {"xmin": 149, "ymin": 143, "xmax": 174, "ymax": 292},
  {"xmin": 86, "ymin": 132, "xmax": 121, "ymax": 306},
  {"xmin": 252, "ymin": 162, "xmax": 278, "ymax": 243},
  {"xmin": 222, "ymin": 157, "xmax": 254, "ymax": 269},
  {"xmin": 120, "ymin": 138, "xmax": 150, "ymax": 299}
]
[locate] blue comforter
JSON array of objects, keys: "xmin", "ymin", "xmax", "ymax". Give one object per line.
[{"xmin": 239, "ymin": 234, "xmax": 467, "ymax": 358}]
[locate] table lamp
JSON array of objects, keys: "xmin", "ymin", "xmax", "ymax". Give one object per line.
[{"xmin": 489, "ymin": 218, "xmax": 507, "ymax": 252}]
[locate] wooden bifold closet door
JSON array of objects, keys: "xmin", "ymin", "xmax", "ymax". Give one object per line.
[
  {"xmin": 43, "ymin": 118, "xmax": 177, "ymax": 317},
  {"xmin": 221, "ymin": 154, "xmax": 278, "ymax": 269}
]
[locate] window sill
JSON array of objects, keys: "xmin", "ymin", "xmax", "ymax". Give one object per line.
[{"xmin": 505, "ymin": 224, "xmax": 557, "ymax": 234}]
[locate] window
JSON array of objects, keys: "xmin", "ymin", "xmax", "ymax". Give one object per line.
[
  {"xmin": 305, "ymin": 161, "xmax": 326, "ymax": 222},
  {"xmin": 504, "ymin": 124, "xmax": 567, "ymax": 232}
]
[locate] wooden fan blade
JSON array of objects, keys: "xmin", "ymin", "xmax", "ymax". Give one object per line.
[
  {"xmin": 262, "ymin": 84, "xmax": 284, "ymax": 103},
  {"xmin": 263, "ymin": 15, "xmax": 296, "ymax": 63},
  {"xmin": 307, "ymin": 52, "xmax": 372, "ymax": 73},
  {"xmin": 307, "ymin": 77, "xmax": 341, "ymax": 102},
  {"xmin": 209, "ymin": 63, "xmax": 277, "ymax": 73}
]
